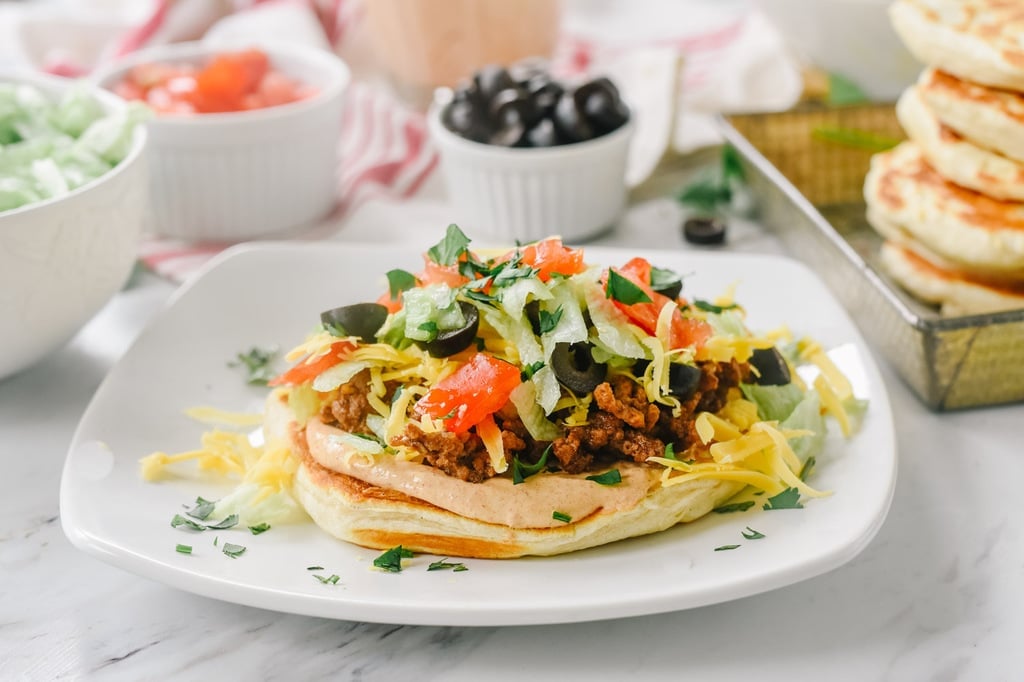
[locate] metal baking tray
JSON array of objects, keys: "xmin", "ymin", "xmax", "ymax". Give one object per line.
[{"xmin": 721, "ymin": 105, "xmax": 1024, "ymax": 410}]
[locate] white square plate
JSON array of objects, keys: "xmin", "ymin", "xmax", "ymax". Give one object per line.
[{"xmin": 61, "ymin": 243, "xmax": 896, "ymax": 626}]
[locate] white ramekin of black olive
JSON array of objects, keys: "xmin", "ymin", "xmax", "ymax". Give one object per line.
[{"xmin": 427, "ymin": 61, "xmax": 634, "ymax": 243}]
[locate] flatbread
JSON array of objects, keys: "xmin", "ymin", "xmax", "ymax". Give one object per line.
[
  {"xmin": 294, "ymin": 445, "xmax": 742, "ymax": 559},
  {"xmin": 896, "ymin": 85, "xmax": 1024, "ymax": 202},
  {"xmin": 864, "ymin": 142, "xmax": 1024, "ymax": 278},
  {"xmin": 890, "ymin": 0, "xmax": 1024, "ymax": 91},
  {"xmin": 917, "ymin": 68, "xmax": 1024, "ymax": 164},
  {"xmin": 880, "ymin": 240, "xmax": 1024, "ymax": 315}
]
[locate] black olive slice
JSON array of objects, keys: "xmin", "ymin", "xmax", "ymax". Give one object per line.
[
  {"xmin": 749, "ymin": 347, "xmax": 791, "ymax": 386},
  {"xmin": 575, "ymin": 77, "xmax": 628, "ymax": 134},
  {"xmin": 552, "ymin": 90, "xmax": 594, "ymax": 143},
  {"xmin": 668, "ymin": 363, "xmax": 702, "ymax": 399},
  {"xmin": 422, "ymin": 301, "xmax": 480, "ymax": 358},
  {"xmin": 474, "ymin": 65, "xmax": 515, "ymax": 103},
  {"xmin": 525, "ymin": 300, "xmax": 542, "ymax": 335},
  {"xmin": 683, "ymin": 216, "xmax": 727, "ymax": 245},
  {"xmin": 550, "ymin": 342, "xmax": 608, "ymax": 394},
  {"xmin": 320, "ymin": 303, "xmax": 389, "ymax": 343},
  {"xmin": 524, "ymin": 118, "xmax": 559, "ymax": 148}
]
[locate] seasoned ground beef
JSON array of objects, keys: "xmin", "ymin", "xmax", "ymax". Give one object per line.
[{"xmin": 325, "ymin": 360, "xmax": 747, "ymax": 483}]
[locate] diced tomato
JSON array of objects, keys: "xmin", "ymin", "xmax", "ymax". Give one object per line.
[
  {"xmin": 417, "ymin": 257, "xmax": 469, "ymax": 288},
  {"xmin": 194, "ymin": 55, "xmax": 249, "ymax": 104},
  {"xmin": 610, "ymin": 257, "xmax": 712, "ymax": 350},
  {"xmin": 268, "ymin": 341, "xmax": 357, "ymax": 387},
  {"xmin": 228, "ymin": 49, "xmax": 270, "ymax": 92},
  {"xmin": 511, "ymin": 238, "xmax": 586, "ymax": 282},
  {"xmin": 416, "ymin": 353, "xmax": 521, "ymax": 433},
  {"xmin": 376, "ymin": 290, "xmax": 403, "ymax": 314}
]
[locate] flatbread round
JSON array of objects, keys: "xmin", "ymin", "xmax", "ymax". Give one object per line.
[
  {"xmin": 864, "ymin": 142, "xmax": 1024, "ymax": 278},
  {"xmin": 897, "ymin": 85, "xmax": 1024, "ymax": 202},
  {"xmin": 890, "ymin": 0, "xmax": 1024, "ymax": 91},
  {"xmin": 917, "ymin": 67, "xmax": 1024, "ymax": 164},
  {"xmin": 880, "ymin": 240, "xmax": 1024, "ymax": 315},
  {"xmin": 294, "ymin": 445, "xmax": 742, "ymax": 559}
]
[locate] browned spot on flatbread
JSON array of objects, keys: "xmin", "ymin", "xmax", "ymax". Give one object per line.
[
  {"xmin": 896, "ymin": 243, "xmax": 1024, "ymax": 296},
  {"xmin": 352, "ymin": 529, "xmax": 530, "ymax": 559},
  {"xmin": 887, "ymin": 148, "xmax": 1024, "ymax": 232}
]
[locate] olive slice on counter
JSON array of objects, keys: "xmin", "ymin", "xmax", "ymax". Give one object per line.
[
  {"xmin": 668, "ymin": 363, "xmax": 702, "ymax": 399},
  {"xmin": 422, "ymin": 301, "xmax": 480, "ymax": 358},
  {"xmin": 551, "ymin": 342, "xmax": 608, "ymax": 394},
  {"xmin": 683, "ymin": 216, "xmax": 727, "ymax": 245},
  {"xmin": 320, "ymin": 303, "xmax": 389, "ymax": 343},
  {"xmin": 749, "ymin": 347, "xmax": 792, "ymax": 386}
]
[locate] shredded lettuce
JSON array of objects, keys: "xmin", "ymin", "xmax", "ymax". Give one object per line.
[
  {"xmin": 580, "ymin": 275, "xmax": 648, "ymax": 360},
  {"xmin": 402, "ymin": 284, "xmax": 464, "ymax": 341},
  {"xmin": 509, "ymin": 382, "xmax": 561, "ymax": 441},
  {"xmin": 780, "ymin": 391, "xmax": 825, "ymax": 462},
  {"xmin": 704, "ymin": 309, "xmax": 747, "ymax": 337},
  {"xmin": 741, "ymin": 382, "xmax": 805, "ymax": 422},
  {"xmin": 212, "ymin": 483, "xmax": 307, "ymax": 526}
]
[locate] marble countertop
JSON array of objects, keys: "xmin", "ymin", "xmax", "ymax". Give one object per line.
[{"xmin": 3, "ymin": 209, "xmax": 1022, "ymax": 681}]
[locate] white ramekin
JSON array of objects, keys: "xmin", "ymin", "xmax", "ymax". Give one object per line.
[
  {"xmin": 0, "ymin": 71, "xmax": 148, "ymax": 380},
  {"xmin": 94, "ymin": 41, "xmax": 349, "ymax": 242},
  {"xmin": 427, "ymin": 100, "xmax": 634, "ymax": 244}
]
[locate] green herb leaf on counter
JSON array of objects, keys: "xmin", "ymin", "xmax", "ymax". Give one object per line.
[
  {"xmin": 249, "ymin": 523, "xmax": 271, "ymax": 535},
  {"xmin": 586, "ymin": 469, "xmax": 622, "ymax": 486},
  {"xmin": 306, "ymin": 565, "xmax": 324, "ymax": 571},
  {"xmin": 373, "ymin": 545, "xmax": 414, "ymax": 573},
  {"xmin": 677, "ymin": 145, "xmax": 745, "ymax": 214},
  {"xmin": 826, "ymin": 73, "xmax": 869, "ymax": 106},
  {"xmin": 175, "ymin": 544, "xmax": 193, "ymax": 555},
  {"xmin": 799, "ymin": 455, "xmax": 816, "ymax": 482},
  {"xmin": 763, "ymin": 487, "xmax": 803, "ymax": 510},
  {"xmin": 313, "ymin": 574, "xmax": 341, "ymax": 585},
  {"xmin": 721, "ymin": 144, "xmax": 745, "ymax": 184},
  {"xmin": 229, "ymin": 346, "xmax": 278, "ymax": 386},
  {"xmin": 427, "ymin": 558, "xmax": 468, "ymax": 572},
  {"xmin": 606, "ymin": 270, "xmax": 652, "ymax": 305},
  {"xmin": 537, "ymin": 307, "xmax": 563, "ymax": 334},
  {"xmin": 427, "ymin": 224, "xmax": 471, "ymax": 266},
  {"xmin": 214, "ymin": 536, "xmax": 219, "ymax": 546},
  {"xmin": 811, "ymin": 126, "xmax": 901, "ymax": 153},
  {"xmin": 714, "ymin": 544, "xmax": 740, "ymax": 552},
  {"xmin": 222, "ymin": 543, "xmax": 246, "ymax": 559},
  {"xmin": 386, "ymin": 269, "xmax": 417, "ymax": 301},
  {"xmin": 742, "ymin": 527, "xmax": 766, "ymax": 540},
  {"xmin": 512, "ymin": 444, "xmax": 551, "ymax": 485},
  {"xmin": 552, "ymin": 511, "xmax": 572, "ymax": 523},
  {"xmin": 712, "ymin": 500, "xmax": 755, "ymax": 514},
  {"xmin": 185, "ymin": 497, "xmax": 215, "ymax": 521}
]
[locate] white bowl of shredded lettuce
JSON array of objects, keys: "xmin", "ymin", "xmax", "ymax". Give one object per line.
[{"xmin": 0, "ymin": 71, "xmax": 148, "ymax": 380}]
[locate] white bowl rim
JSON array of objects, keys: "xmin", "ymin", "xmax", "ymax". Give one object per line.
[
  {"xmin": 0, "ymin": 70, "xmax": 148, "ymax": 222},
  {"xmin": 91, "ymin": 40, "xmax": 350, "ymax": 127},
  {"xmin": 427, "ymin": 95, "xmax": 635, "ymax": 161}
]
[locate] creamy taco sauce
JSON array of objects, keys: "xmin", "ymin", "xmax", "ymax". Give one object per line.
[{"xmin": 305, "ymin": 419, "xmax": 657, "ymax": 529}]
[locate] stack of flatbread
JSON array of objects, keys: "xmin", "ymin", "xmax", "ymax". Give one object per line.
[{"xmin": 864, "ymin": 0, "xmax": 1024, "ymax": 316}]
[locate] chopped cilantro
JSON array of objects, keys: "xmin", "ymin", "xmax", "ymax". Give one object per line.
[
  {"xmin": 222, "ymin": 543, "xmax": 246, "ymax": 559},
  {"xmin": 585, "ymin": 469, "xmax": 622, "ymax": 486},
  {"xmin": 663, "ymin": 442, "xmax": 679, "ymax": 461},
  {"xmin": 763, "ymin": 487, "xmax": 803, "ymax": 510},
  {"xmin": 313, "ymin": 574, "xmax": 341, "ymax": 585},
  {"xmin": 512, "ymin": 444, "xmax": 551, "ymax": 484},
  {"xmin": 492, "ymin": 265, "xmax": 537, "ymax": 286},
  {"xmin": 185, "ymin": 497, "xmax": 215, "ymax": 521},
  {"xmin": 714, "ymin": 544, "xmax": 740, "ymax": 552},
  {"xmin": 742, "ymin": 527, "xmax": 765, "ymax": 540},
  {"xmin": 386, "ymin": 269, "xmax": 417, "ymax": 301},
  {"xmin": 417, "ymin": 321, "xmax": 439, "ymax": 341},
  {"xmin": 427, "ymin": 224, "xmax": 471, "ymax": 266},
  {"xmin": 552, "ymin": 511, "xmax": 572, "ymax": 523},
  {"xmin": 228, "ymin": 346, "xmax": 278, "ymax": 386},
  {"xmin": 521, "ymin": 360, "xmax": 545, "ymax": 381},
  {"xmin": 677, "ymin": 145, "xmax": 745, "ymax": 213},
  {"xmin": 323, "ymin": 321, "xmax": 347, "ymax": 337},
  {"xmin": 213, "ymin": 536, "xmax": 219, "ymax": 546},
  {"xmin": 606, "ymin": 269, "xmax": 652, "ymax": 305},
  {"xmin": 170, "ymin": 514, "xmax": 205, "ymax": 531},
  {"xmin": 427, "ymin": 558, "xmax": 468, "ymax": 572},
  {"xmin": 249, "ymin": 523, "xmax": 271, "ymax": 535},
  {"xmin": 693, "ymin": 299, "xmax": 738, "ymax": 314},
  {"xmin": 799, "ymin": 456, "xmax": 816, "ymax": 482},
  {"xmin": 206, "ymin": 514, "xmax": 239, "ymax": 530},
  {"xmin": 175, "ymin": 544, "xmax": 192, "ymax": 554},
  {"xmin": 537, "ymin": 306, "xmax": 563, "ymax": 334},
  {"xmin": 650, "ymin": 266, "xmax": 682, "ymax": 293},
  {"xmin": 712, "ymin": 500, "xmax": 755, "ymax": 514},
  {"xmin": 373, "ymin": 545, "xmax": 414, "ymax": 572}
]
